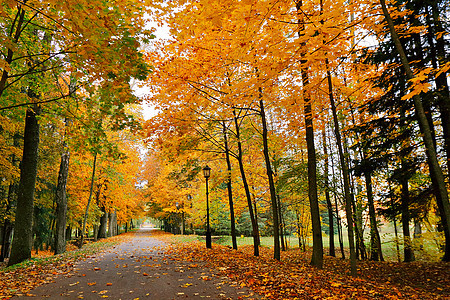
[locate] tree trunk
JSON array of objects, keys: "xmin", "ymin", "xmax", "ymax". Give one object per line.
[
  {"xmin": 296, "ymin": 210, "xmax": 302, "ymax": 249},
  {"xmin": 0, "ymin": 179, "xmax": 16, "ymax": 262},
  {"xmin": 93, "ymin": 225, "xmax": 99, "ymax": 242},
  {"xmin": 108, "ymin": 211, "xmax": 113, "ymax": 237},
  {"xmin": 380, "ymin": 0, "xmax": 450, "ymax": 261},
  {"xmin": 388, "ymin": 180, "xmax": 402, "ymax": 263},
  {"xmin": 112, "ymin": 210, "xmax": 118, "ymax": 236},
  {"xmin": 329, "ymin": 137, "xmax": 345, "ymax": 259},
  {"xmin": 365, "ymin": 172, "xmax": 383, "ymax": 261},
  {"xmin": 0, "ymin": 224, "xmax": 13, "ymax": 262},
  {"xmin": 427, "ymin": 3, "xmax": 450, "ymax": 175},
  {"xmin": 80, "ymin": 153, "xmax": 97, "ymax": 248},
  {"xmin": 0, "ymin": 3, "xmax": 26, "ymax": 97},
  {"xmin": 182, "ymin": 211, "xmax": 185, "ymax": 235},
  {"xmin": 8, "ymin": 107, "xmax": 40, "ymax": 266},
  {"xmin": 400, "ymin": 177, "xmax": 415, "ymax": 262},
  {"xmin": 393, "ymin": 216, "xmax": 401, "ymax": 262},
  {"xmin": 232, "ymin": 108, "xmax": 259, "ymax": 256},
  {"xmin": 54, "ymin": 129, "xmax": 70, "ymax": 254},
  {"xmin": 328, "ymin": 77, "xmax": 356, "ymax": 274},
  {"xmin": 322, "ymin": 128, "xmax": 335, "ymax": 257},
  {"xmin": 251, "ymin": 187, "xmax": 261, "ymax": 248},
  {"xmin": 352, "ymin": 192, "xmax": 367, "ymax": 261},
  {"xmin": 223, "ymin": 122, "xmax": 237, "ymax": 250},
  {"xmin": 414, "ymin": 218, "xmax": 423, "ymax": 250},
  {"xmin": 65, "ymin": 226, "xmax": 72, "ymax": 241},
  {"xmin": 278, "ymin": 194, "xmax": 286, "ymax": 251},
  {"xmin": 297, "ymin": 0, "xmax": 323, "ymax": 269},
  {"xmin": 259, "ymin": 97, "xmax": 280, "ymax": 260}
]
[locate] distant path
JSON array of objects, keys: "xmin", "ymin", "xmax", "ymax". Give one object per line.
[{"xmin": 13, "ymin": 228, "xmax": 261, "ymax": 299}]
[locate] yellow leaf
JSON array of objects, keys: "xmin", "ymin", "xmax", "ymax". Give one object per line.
[
  {"xmin": 331, "ymin": 282, "xmax": 342, "ymax": 287},
  {"xmin": 436, "ymin": 62, "xmax": 450, "ymax": 78},
  {"xmin": 401, "ymin": 82, "xmax": 431, "ymax": 100},
  {"xmin": 0, "ymin": 59, "xmax": 11, "ymax": 73}
]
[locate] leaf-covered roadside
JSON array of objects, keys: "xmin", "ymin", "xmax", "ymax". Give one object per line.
[
  {"xmin": 0, "ymin": 234, "xmax": 132, "ymax": 299},
  {"xmin": 161, "ymin": 237, "xmax": 449, "ymax": 299}
]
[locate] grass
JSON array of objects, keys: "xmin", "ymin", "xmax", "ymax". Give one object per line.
[
  {"xmin": 165, "ymin": 231, "xmax": 444, "ymax": 262},
  {"xmin": 0, "ymin": 233, "xmax": 126, "ymax": 272}
]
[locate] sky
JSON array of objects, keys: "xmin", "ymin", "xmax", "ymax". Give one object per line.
[{"xmin": 135, "ymin": 18, "xmax": 172, "ymax": 120}]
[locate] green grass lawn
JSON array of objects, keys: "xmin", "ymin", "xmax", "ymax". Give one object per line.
[{"xmin": 167, "ymin": 231, "xmax": 444, "ymax": 262}]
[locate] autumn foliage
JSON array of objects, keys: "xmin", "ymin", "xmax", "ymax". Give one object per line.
[
  {"xmin": 142, "ymin": 0, "xmax": 450, "ymax": 272},
  {"xmin": 162, "ymin": 234, "xmax": 449, "ymax": 299},
  {"xmin": 0, "ymin": 0, "xmax": 449, "ymax": 297}
]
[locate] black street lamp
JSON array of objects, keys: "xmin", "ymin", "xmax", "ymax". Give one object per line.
[{"xmin": 203, "ymin": 165, "xmax": 212, "ymax": 249}]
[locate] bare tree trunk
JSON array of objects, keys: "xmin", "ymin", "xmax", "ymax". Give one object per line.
[
  {"xmin": 0, "ymin": 183, "xmax": 15, "ymax": 262},
  {"xmin": 400, "ymin": 176, "xmax": 415, "ymax": 262},
  {"xmin": 54, "ymin": 120, "xmax": 71, "ymax": 254},
  {"xmin": 233, "ymin": 109, "xmax": 259, "ymax": 256},
  {"xmin": 65, "ymin": 226, "xmax": 72, "ymax": 241},
  {"xmin": 251, "ymin": 188, "xmax": 261, "ymax": 248},
  {"xmin": 223, "ymin": 122, "xmax": 237, "ymax": 250},
  {"xmin": 8, "ymin": 107, "xmax": 40, "ymax": 266},
  {"xmin": 329, "ymin": 136, "xmax": 345, "ymax": 259},
  {"xmin": 0, "ymin": 135, "xmax": 19, "ymax": 262},
  {"xmin": 110, "ymin": 210, "xmax": 117, "ymax": 236},
  {"xmin": 296, "ymin": 0, "xmax": 323, "ymax": 268},
  {"xmin": 323, "ymin": 128, "xmax": 335, "ymax": 257},
  {"xmin": 296, "ymin": 210, "xmax": 302, "ymax": 250},
  {"xmin": 53, "ymin": 148, "xmax": 70, "ymax": 254},
  {"xmin": 108, "ymin": 211, "xmax": 113, "ymax": 237},
  {"xmin": 427, "ymin": 3, "xmax": 450, "ymax": 174},
  {"xmin": 388, "ymin": 180, "xmax": 402, "ymax": 262},
  {"xmin": 80, "ymin": 153, "xmax": 97, "ymax": 248},
  {"xmin": 365, "ymin": 172, "xmax": 383, "ymax": 261},
  {"xmin": 258, "ymin": 97, "xmax": 280, "ymax": 260},
  {"xmin": 328, "ymin": 79, "xmax": 356, "ymax": 274},
  {"xmin": 414, "ymin": 218, "xmax": 423, "ymax": 250},
  {"xmin": 277, "ymin": 194, "xmax": 286, "ymax": 251}
]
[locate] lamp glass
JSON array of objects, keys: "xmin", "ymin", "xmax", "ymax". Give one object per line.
[{"xmin": 203, "ymin": 165, "xmax": 211, "ymax": 178}]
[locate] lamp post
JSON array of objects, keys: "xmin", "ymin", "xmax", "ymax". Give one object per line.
[
  {"xmin": 175, "ymin": 202, "xmax": 179, "ymax": 235},
  {"xmin": 203, "ymin": 165, "xmax": 212, "ymax": 249}
]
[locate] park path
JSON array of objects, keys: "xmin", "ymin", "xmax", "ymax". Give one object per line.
[{"xmin": 13, "ymin": 229, "xmax": 261, "ymax": 300}]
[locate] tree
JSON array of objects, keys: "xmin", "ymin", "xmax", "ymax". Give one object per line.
[
  {"xmin": 2, "ymin": 0, "xmax": 151, "ymax": 265},
  {"xmin": 379, "ymin": 0, "xmax": 450, "ymax": 261},
  {"xmin": 8, "ymin": 106, "xmax": 40, "ymax": 266}
]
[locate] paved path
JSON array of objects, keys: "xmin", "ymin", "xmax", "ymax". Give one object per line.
[{"xmin": 14, "ymin": 229, "xmax": 261, "ymax": 300}]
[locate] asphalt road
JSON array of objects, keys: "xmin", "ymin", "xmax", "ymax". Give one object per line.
[{"xmin": 13, "ymin": 229, "xmax": 261, "ymax": 300}]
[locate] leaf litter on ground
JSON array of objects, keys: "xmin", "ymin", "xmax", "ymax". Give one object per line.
[
  {"xmin": 0, "ymin": 233, "xmax": 133, "ymax": 299},
  {"xmin": 1, "ymin": 230, "xmax": 448, "ymax": 300},
  {"xmin": 154, "ymin": 232, "xmax": 449, "ymax": 300}
]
